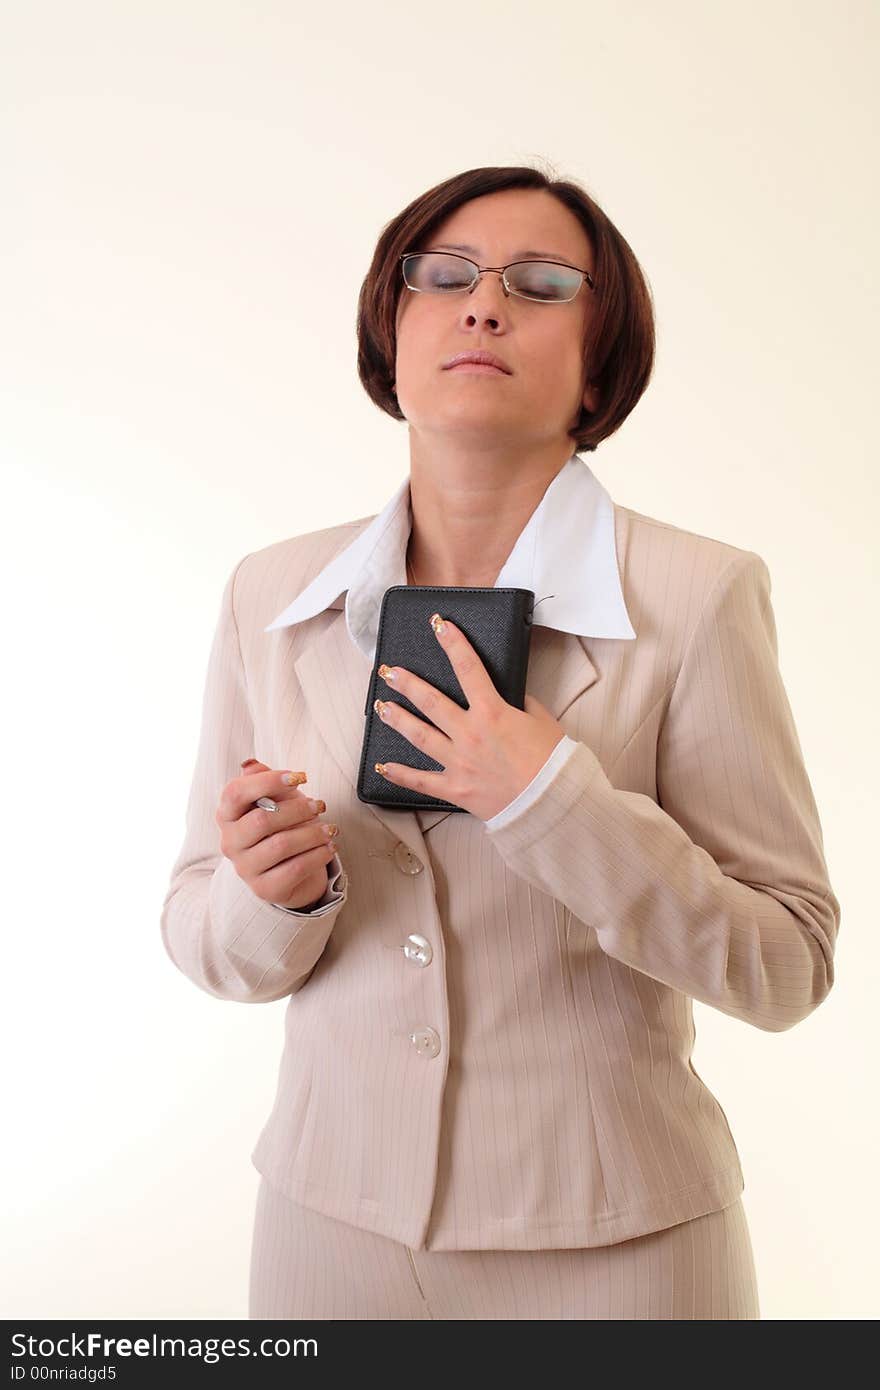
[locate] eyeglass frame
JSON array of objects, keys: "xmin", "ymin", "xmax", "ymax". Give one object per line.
[{"xmin": 398, "ymin": 249, "xmax": 598, "ymax": 303}]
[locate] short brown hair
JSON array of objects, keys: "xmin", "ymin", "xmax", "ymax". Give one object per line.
[{"xmin": 356, "ymin": 163, "xmax": 656, "ymax": 453}]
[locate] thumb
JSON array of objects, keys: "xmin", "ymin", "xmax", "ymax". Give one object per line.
[
  {"xmin": 240, "ymin": 758, "xmax": 271, "ymax": 776},
  {"xmin": 524, "ymin": 693, "xmax": 555, "ymax": 723}
]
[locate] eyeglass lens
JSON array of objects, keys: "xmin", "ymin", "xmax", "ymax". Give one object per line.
[{"xmin": 403, "ymin": 252, "xmax": 583, "ymax": 303}]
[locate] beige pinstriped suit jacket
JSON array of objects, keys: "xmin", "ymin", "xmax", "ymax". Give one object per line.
[{"xmin": 160, "ymin": 501, "xmax": 840, "ymax": 1252}]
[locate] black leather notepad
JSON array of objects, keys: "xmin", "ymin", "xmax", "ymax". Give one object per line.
[{"xmin": 357, "ymin": 584, "xmax": 535, "ymax": 812}]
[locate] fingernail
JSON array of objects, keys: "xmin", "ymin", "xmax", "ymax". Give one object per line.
[
  {"xmin": 429, "ymin": 612, "xmax": 445, "ymax": 634},
  {"xmin": 377, "ymin": 663, "xmax": 397, "ymax": 682},
  {"xmin": 322, "ymin": 823, "xmax": 339, "ymax": 837},
  {"xmin": 241, "ymin": 758, "xmax": 260, "ymax": 768},
  {"xmin": 307, "ymin": 798, "xmax": 326, "ymax": 814},
  {"xmin": 281, "ymin": 770, "xmax": 307, "ymax": 785}
]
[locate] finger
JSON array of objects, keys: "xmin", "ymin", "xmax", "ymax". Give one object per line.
[
  {"xmin": 218, "ymin": 766, "xmax": 309, "ymax": 824},
  {"xmin": 373, "ymin": 695, "xmax": 451, "ymax": 766},
  {"xmin": 376, "ymin": 662, "xmax": 464, "ymax": 737},
  {"xmin": 374, "ymin": 758, "xmax": 449, "ymax": 798},
  {"xmin": 240, "ymin": 758, "xmax": 270, "ymax": 775},
  {"xmin": 427, "ymin": 614, "xmax": 498, "ymax": 706},
  {"xmin": 254, "ymin": 838, "xmax": 341, "ymax": 903},
  {"xmin": 241, "ymin": 759, "xmax": 275, "ymax": 809},
  {"xmin": 244, "ymin": 808, "xmax": 339, "ymax": 877},
  {"xmin": 378, "ymin": 618, "xmax": 496, "ymax": 726},
  {"xmin": 232, "ymin": 785, "xmax": 331, "ymax": 855}
]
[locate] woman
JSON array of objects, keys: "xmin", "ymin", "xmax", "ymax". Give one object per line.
[{"xmin": 161, "ymin": 164, "xmax": 840, "ymax": 1320}]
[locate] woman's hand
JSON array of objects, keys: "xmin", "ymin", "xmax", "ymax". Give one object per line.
[
  {"xmin": 372, "ymin": 613, "xmax": 567, "ymax": 822},
  {"xmin": 215, "ymin": 760, "xmax": 339, "ymax": 910}
]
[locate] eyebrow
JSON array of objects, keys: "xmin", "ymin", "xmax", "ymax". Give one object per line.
[{"xmin": 429, "ymin": 242, "xmax": 574, "ymax": 263}]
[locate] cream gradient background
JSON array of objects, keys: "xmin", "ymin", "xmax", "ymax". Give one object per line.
[{"xmin": 2, "ymin": 1, "xmax": 876, "ymax": 1320}]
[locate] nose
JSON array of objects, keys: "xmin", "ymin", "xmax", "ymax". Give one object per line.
[
  {"xmin": 468, "ymin": 268, "xmax": 510, "ymax": 299},
  {"xmin": 459, "ymin": 268, "xmax": 509, "ymax": 328}
]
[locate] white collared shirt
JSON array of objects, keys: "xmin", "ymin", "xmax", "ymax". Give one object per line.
[{"xmin": 264, "ymin": 447, "xmax": 636, "ymax": 913}]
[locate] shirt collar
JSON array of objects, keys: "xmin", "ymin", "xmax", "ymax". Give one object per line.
[{"xmin": 264, "ymin": 449, "xmax": 636, "ymax": 658}]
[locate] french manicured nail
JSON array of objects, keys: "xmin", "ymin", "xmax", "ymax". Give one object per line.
[
  {"xmin": 429, "ymin": 612, "xmax": 445, "ymax": 634},
  {"xmin": 281, "ymin": 770, "xmax": 307, "ymax": 785},
  {"xmin": 377, "ymin": 663, "xmax": 397, "ymax": 682},
  {"xmin": 375, "ymin": 762, "xmax": 387, "ymax": 775}
]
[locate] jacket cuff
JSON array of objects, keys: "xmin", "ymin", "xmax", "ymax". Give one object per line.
[{"xmin": 197, "ymin": 855, "xmax": 346, "ymax": 1001}]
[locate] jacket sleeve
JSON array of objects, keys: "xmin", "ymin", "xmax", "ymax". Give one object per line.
[
  {"xmin": 484, "ymin": 551, "xmax": 840, "ymax": 1033},
  {"xmin": 160, "ymin": 555, "xmax": 348, "ymax": 1004}
]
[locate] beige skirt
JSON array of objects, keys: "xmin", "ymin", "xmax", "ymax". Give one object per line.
[{"xmin": 248, "ymin": 1174, "xmax": 760, "ymax": 1320}]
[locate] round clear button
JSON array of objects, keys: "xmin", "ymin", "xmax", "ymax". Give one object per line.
[
  {"xmin": 410, "ymin": 1026, "xmax": 441, "ymax": 1058},
  {"xmin": 403, "ymin": 933, "xmax": 433, "ymax": 966},
  {"xmin": 393, "ymin": 842, "xmax": 424, "ymax": 875}
]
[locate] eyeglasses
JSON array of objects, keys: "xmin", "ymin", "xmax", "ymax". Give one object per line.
[{"xmin": 399, "ymin": 250, "xmax": 597, "ymax": 303}]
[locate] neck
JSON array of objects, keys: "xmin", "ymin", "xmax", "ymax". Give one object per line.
[{"xmin": 405, "ymin": 436, "xmax": 576, "ymax": 587}]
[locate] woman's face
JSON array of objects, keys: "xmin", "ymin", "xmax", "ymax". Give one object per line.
[{"xmin": 394, "ymin": 188, "xmax": 599, "ymax": 448}]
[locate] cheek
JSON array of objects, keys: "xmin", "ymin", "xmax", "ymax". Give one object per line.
[
  {"xmin": 395, "ymin": 313, "xmax": 444, "ymax": 382},
  {"xmin": 530, "ymin": 346, "xmax": 583, "ymax": 397},
  {"xmin": 395, "ymin": 304, "xmax": 422, "ymax": 355},
  {"xmin": 524, "ymin": 316, "xmax": 585, "ymax": 384}
]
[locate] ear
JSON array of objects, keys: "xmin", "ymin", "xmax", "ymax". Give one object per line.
[{"xmin": 582, "ymin": 378, "xmax": 600, "ymax": 414}]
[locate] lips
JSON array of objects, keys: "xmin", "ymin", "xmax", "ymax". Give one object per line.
[
  {"xmin": 442, "ymin": 350, "xmax": 512, "ymax": 374},
  {"xmin": 447, "ymin": 362, "xmax": 507, "ymax": 374}
]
